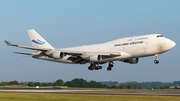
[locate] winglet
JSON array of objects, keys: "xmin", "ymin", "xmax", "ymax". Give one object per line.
[{"xmin": 4, "ymin": 40, "xmax": 13, "ymax": 46}]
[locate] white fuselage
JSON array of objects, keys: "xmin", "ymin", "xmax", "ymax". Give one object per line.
[{"xmin": 35, "ymin": 34, "xmax": 176, "ymax": 64}]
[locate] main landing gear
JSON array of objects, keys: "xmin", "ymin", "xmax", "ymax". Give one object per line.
[
  {"xmin": 154, "ymin": 54, "xmax": 159, "ymax": 64},
  {"xmin": 88, "ymin": 63, "xmax": 102, "ymax": 70},
  {"xmin": 88, "ymin": 62, "xmax": 114, "ymax": 71},
  {"xmin": 107, "ymin": 62, "xmax": 113, "ymax": 71}
]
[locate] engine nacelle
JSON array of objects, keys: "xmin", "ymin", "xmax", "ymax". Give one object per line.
[
  {"xmin": 123, "ymin": 58, "xmax": 139, "ymax": 64},
  {"xmin": 51, "ymin": 52, "xmax": 65, "ymax": 59},
  {"xmin": 87, "ymin": 55, "xmax": 102, "ymax": 62}
]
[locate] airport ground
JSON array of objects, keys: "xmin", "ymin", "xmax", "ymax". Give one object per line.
[
  {"xmin": 0, "ymin": 89, "xmax": 180, "ymax": 101},
  {"xmin": 0, "ymin": 92, "xmax": 180, "ymax": 101}
]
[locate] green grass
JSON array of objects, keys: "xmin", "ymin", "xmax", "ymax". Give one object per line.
[
  {"xmin": 0, "ymin": 86, "xmax": 67, "ymax": 89},
  {"xmin": 0, "ymin": 92, "xmax": 180, "ymax": 101},
  {"xmin": 67, "ymin": 87, "xmax": 180, "ymax": 91},
  {"xmin": 0, "ymin": 86, "xmax": 179, "ymax": 91}
]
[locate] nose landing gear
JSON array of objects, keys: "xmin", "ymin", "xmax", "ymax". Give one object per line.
[{"xmin": 154, "ymin": 54, "xmax": 160, "ymax": 64}]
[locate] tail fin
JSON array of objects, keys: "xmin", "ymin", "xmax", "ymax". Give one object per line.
[{"xmin": 28, "ymin": 29, "xmax": 54, "ymax": 49}]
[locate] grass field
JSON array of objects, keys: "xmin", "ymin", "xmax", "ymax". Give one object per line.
[
  {"xmin": 0, "ymin": 92, "xmax": 180, "ymax": 101},
  {"xmin": 0, "ymin": 86, "xmax": 179, "ymax": 91}
]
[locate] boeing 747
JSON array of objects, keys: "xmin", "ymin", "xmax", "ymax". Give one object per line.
[{"xmin": 5, "ymin": 29, "xmax": 176, "ymax": 71}]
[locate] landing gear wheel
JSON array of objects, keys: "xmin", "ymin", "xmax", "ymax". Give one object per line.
[
  {"xmin": 95, "ymin": 67, "xmax": 99, "ymax": 70},
  {"xmin": 109, "ymin": 64, "xmax": 113, "ymax": 67},
  {"xmin": 99, "ymin": 66, "xmax": 102, "ymax": 69},
  {"xmin": 107, "ymin": 67, "xmax": 112, "ymax": 71},
  {"xmin": 107, "ymin": 62, "xmax": 113, "ymax": 71},
  {"xmin": 88, "ymin": 67, "xmax": 93, "ymax": 70},
  {"xmin": 88, "ymin": 63, "xmax": 103, "ymax": 71},
  {"xmin": 154, "ymin": 60, "xmax": 159, "ymax": 64}
]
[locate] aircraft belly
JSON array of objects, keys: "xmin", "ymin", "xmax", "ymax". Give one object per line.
[
  {"xmin": 125, "ymin": 44, "xmax": 148, "ymax": 57},
  {"xmin": 133, "ymin": 48, "xmax": 146, "ymax": 57},
  {"xmin": 145, "ymin": 44, "xmax": 163, "ymax": 55}
]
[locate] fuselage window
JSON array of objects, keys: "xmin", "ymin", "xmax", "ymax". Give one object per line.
[{"xmin": 157, "ymin": 35, "xmax": 163, "ymax": 37}]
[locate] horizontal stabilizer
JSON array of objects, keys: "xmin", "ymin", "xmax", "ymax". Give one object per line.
[
  {"xmin": 4, "ymin": 40, "xmax": 49, "ymax": 51},
  {"xmin": 4, "ymin": 40, "xmax": 17, "ymax": 46},
  {"xmin": 14, "ymin": 52, "xmax": 33, "ymax": 55}
]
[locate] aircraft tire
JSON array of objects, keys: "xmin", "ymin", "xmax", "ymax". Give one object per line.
[
  {"xmin": 154, "ymin": 60, "xmax": 159, "ymax": 64},
  {"xmin": 107, "ymin": 67, "xmax": 112, "ymax": 71}
]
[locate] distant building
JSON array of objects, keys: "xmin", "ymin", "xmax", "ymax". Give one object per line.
[
  {"xmin": 115, "ymin": 82, "xmax": 121, "ymax": 86},
  {"xmin": 170, "ymin": 86, "xmax": 175, "ymax": 89},
  {"xmin": 170, "ymin": 85, "xmax": 180, "ymax": 89}
]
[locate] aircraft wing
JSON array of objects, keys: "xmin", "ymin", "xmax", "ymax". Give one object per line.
[
  {"xmin": 5, "ymin": 40, "xmax": 121, "ymax": 57},
  {"xmin": 60, "ymin": 50, "xmax": 121, "ymax": 56}
]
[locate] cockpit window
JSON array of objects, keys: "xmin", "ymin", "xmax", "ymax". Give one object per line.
[{"xmin": 157, "ymin": 35, "xmax": 163, "ymax": 37}]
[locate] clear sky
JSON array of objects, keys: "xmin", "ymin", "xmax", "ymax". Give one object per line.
[{"xmin": 0, "ymin": 0, "xmax": 179, "ymax": 83}]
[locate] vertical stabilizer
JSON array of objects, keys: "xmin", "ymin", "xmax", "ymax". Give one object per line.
[{"xmin": 28, "ymin": 29, "xmax": 54, "ymax": 49}]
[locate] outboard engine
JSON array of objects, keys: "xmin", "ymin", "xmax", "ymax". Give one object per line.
[{"xmin": 123, "ymin": 58, "xmax": 139, "ymax": 64}]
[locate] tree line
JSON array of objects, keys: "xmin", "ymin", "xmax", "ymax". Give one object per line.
[{"xmin": 0, "ymin": 79, "xmax": 180, "ymax": 89}]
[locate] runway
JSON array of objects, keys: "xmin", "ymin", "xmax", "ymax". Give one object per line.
[{"xmin": 0, "ymin": 89, "xmax": 180, "ymax": 96}]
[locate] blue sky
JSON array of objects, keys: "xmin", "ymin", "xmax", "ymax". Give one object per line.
[{"xmin": 0, "ymin": 0, "xmax": 179, "ymax": 82}]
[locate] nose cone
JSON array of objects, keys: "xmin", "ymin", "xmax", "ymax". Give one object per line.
[
  {"xmin": 159, "ymin": 39, "xmax": 176, "ymax": 52},
  {"xmin": 167, "ymin": 40, "xmax": 176, "ymax": 50},
  {"xmin": 171, "ymin": 41, "xmax": 176, "ymax": 48}
]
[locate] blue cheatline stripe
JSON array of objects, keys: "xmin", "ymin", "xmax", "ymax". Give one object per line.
[{"xmin": 32, "ymin": 39, "xmax": 46, "ymax": 45}]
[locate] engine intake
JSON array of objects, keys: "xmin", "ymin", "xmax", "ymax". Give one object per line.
[
  {"xmin": 123, "ymin": 58, "xmax": 139, "ymax": 64},
  {"xmin": 87, "ymin": 55, "xmax": 102, "ymax": 62},
  {"xmin": 51, "ymin": 52, "xmax": 65, "ymax": 59}
]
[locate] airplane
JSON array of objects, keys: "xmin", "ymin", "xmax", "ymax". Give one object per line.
[{"xmin": 5, "ymin": 29, "xmax": 176, "ymax": 71}]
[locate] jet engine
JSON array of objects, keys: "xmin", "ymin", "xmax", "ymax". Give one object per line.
[
  {"xmin": 87, "ymin": 55, "xmax": 102, "ymax": 62},
  {"xmin": 123, "ymin": 58, "xmax": 139, "ymax": 64},
  {"xmin": 51, "ymin": 52, "xmax": 65, "ymax": 59}
]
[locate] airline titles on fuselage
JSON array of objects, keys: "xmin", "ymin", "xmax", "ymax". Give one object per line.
[{"xmin": 114, "ymin": 41, "xmax": 143, "ymax": 47}]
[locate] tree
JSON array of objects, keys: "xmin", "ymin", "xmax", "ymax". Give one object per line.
[
  {"xmin": 118, "ymin": 84, "xmax": 127, "ymax": 89},
  {"xmin": 127, "ymin": 84, "xmax": 133, "ymax": 89},
  {"xmin": 42, "ymin": 83, "xmax": 48, "ymax": 86},
  {"xmin": 19, "ymin": 82, "xmax": 27, "ymax": 86},
  {"xmin": 111, "ymin": 85, "xmax": 118, "ymax": 89},
  {"xmin": 48, "ymin": 82, "xmax": 53, "ymax": 86},
  {"xmin": 133, "ymin": 86, "xmax": 138, "ymax": 89},
  {"xmin": 103, "ymin": 84, "xmax": 109, "ymax": 88},
  {"xmin": 34, "ymin": 82, "xmax": 41, "ymax": 86},
  {"xmin": 54, "ymin": 79, "xmax": 64, "ymax": 86},
  {"xmin": 64, "ymin": 78, "xmax": 106, "ymax": 88},
  {"xmin": 66, "ymin": 78, "xmax": 88, "ymax": 87},
  {"xmin": 139, "ymin": 86, "xmax": 143, "ymax": 89},
  {"xmin": 28, "ymin": 82, "xmax": 34, "ymax": 86},
  {"xmin": 9, "ymin": 80, "xmax": 19, "ymax": 85}
]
